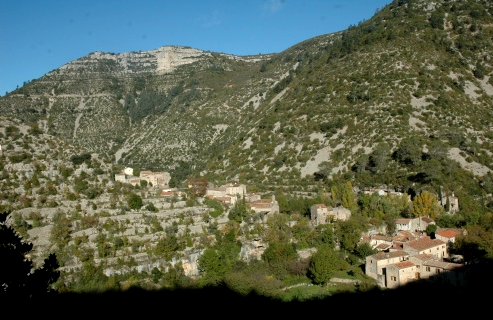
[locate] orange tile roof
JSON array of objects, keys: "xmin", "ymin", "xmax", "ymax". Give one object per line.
[
  {"xmin": 394, "ymin": 261, "xmax": 415, "ymax": 269},
  {"xmin": 372, "ymin": 235, "xmax": 393, "ymax": 241},
  {"xmin": 436, "ymin": 229, "xmax": 462, "ymax": 239}
]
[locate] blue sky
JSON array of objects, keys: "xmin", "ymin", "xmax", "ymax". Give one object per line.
[{"xmin": 0, "ymin": 0, "xmax": 392, "ymax": 96}]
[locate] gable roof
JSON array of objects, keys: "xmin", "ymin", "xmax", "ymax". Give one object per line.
[
  {"xmin": 423, "ymin": 260, "xmax": 462, "ymax": 270},
  {"xmin": 421, "ymin": 216, "xmax": 435, "ymax": 224},
  {"xmin": 393, "ymin": 261, "xmax": 415, "ymax": 269},
  {"xmin": 395, "ymin": 218, "xmax": 411, "ymax": 224},
  {"xmin": 372, "ymin": 251, "xmax": 409, "ymax": 261},
  {"xmin": 411, "ymin": 253, "xmax": 437, "ymax": 262},
  {"xmin": 436, "ymin": 228, "xmax": 465, "ymax": 238},
  {"xmin": 436, "ymin": 229, "xmax": 462, "ymax": 239},
  {"xmin": 372, "ymin": 234, "xmax": 393, "ymax": 241},
  {"xmin": 404, "ymin": 236, "xmax": 446, "ymax": 251}
]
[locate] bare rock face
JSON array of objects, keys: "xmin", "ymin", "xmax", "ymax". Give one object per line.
[
  {"xmin": 154, "ymin": 46, "xmax": 210, "ymax": 74},
  {"xmin": 52, "ymin": 46, "xmax": 212, "ymax": 77}
]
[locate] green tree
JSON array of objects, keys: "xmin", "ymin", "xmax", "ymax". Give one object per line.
[
  {"xmin": 341, "ymin": 181, "xmax": 357, "ymax": 212},
  {"xmin": 151, "ymin": 267, "xmax": 162, "ymax": 284},
  {"xmin": 454, "ymin": 224, "xmax": 493, "ymax": 262},
  {"xmin": 154, "ymin": 235, "xmax": 179, "ymax": 260},
  {"xmin": 426, "ymin": 224, "xmax": 437, "ymax": 238},
  {"xmin": 127, "ymin": 192, "xmax": 143, "ymax": 210},
  {"xmin": 262, "ymin": 241, "xmax": 298, "ymax": 280},
  {"xmin": 204, "ymin": 197, "xmax": 224, "ymax": 218},
  {"xmin": 314, "ymin": 224, "xmax": 335, "ymax": 247},
  {"xmin": 308, "ymin": 245, "xmax": 339, "ymax": 285},
  {"xmin": 140, "ymin": 180, "xmax": 148, "ymax": 188},
  {"xmin": 198, "ymin": 248, "xmax": 227, "ymax": 285},
  {"xmin": 368, "ymin": 142, "xmax": 391, "ymax": 173},
  {"xmin": 355, "ymin": 242, "xmax": 378, "ymax": 259},
  {"xmin": 50, "ymin": 211, "xmax": 71, "ymax": 248},
  {"xmin": 393, "ymin": 137, "xmax": 422, "ymax": 166},
  {"xmin": 335, "ymin": 218, "xmax": 363, "ymax": 254},
  {"xmin": 330, "ymin": 185, "xmax": 340, "ymax": 206},
  {"xmin": 228, "ymin": 198, "xmax": 248, "ymax": 223}
]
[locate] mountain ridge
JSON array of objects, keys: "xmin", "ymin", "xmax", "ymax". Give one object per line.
[{"xmin": 1, "ymin": 0, "xmax": 493, "ymax": 206}]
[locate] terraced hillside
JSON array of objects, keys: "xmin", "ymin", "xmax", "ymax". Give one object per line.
[{"xmin": 1, "ymin": 0, "xmax": 493, "ymax": 204}]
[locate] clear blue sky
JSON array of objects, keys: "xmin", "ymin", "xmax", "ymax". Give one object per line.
[{"xmin": 0, "ymin": 0, "xmax": 392, "ymax": 96}]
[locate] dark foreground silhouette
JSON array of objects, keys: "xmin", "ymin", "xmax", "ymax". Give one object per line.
[{"xmin": 13, "ymin": 275, "xmax": 489, "ymax": 317}]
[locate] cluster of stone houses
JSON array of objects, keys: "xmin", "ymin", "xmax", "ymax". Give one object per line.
[
  {"xmin": 204, "ymin": 183, "xmax": 280, "ymax": 218},
  {"xmin": 363, "ymin": 217, "xmax": 468, "ymax": 289},
  {"xmin": 114, "ymin": 167, "xmax": 171, "ymax": 188},
  {"xmin": 112, "ymin": 170, "xmax": 468, "ymax": 287},
  {"xmin": 363, "ymin": 187, "xmax": 459, "ymax": 214}
]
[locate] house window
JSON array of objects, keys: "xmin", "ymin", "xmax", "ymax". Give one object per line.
[
  {"xmin": 426, "ymin": 267, "xmax": 430, "ymax": 272},
  {"xmin": 391, "ymin": 276, "xmax": 396, "ymax": 281},
  {"xmin": 436, "ymin": 269, "xmax": 441, "ymax": 274}
]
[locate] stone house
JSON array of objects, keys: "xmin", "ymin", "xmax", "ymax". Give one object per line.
[
  {"xmin": 246, "ymin": 195, "xmax": 280, "ymax": 221},
  {"xmin": 410, "ymin": 254, "xmax": 466, "ymax": 285},
  {"xmin": 139, "ymin": 170, "xmax": 171, "ymax": 187},
  {"xmin": 160, "ymin": 188, "xmax": 186, "ymax": 199},
  {"xmin": 386, "ymin": 261, "xmax": 417, "ymax": 289},
  {"xmin": 435, "ymin": 228, "xmax": 466, "ymax": 245},
  {"xmin": 368, "ymin": 234, "xmax": 393, "ymax": 251},
  {"xmin": 206, "ymin": 195, "xmax": 236, "ymax": 205},
  {"xmin": 206, "ymin": 186, "xmax": 228, "ymax": 197},
  {"xmin": 224, "ymin": 183, "xmax": 247, "ymax": 197},
  {"xmin": 395, "ymin": 218, "xmax": 413, "ymax": 231},
  {"xmin": 439, "ymin": 192, "xmax": 459, "ymax": 214},
  {"xmin": 365, "ymin": 251, "xmax": 411, "ymax": 287},
  {"xmin": 205, "ymin": 183, "xmax": 248, "ymax": 205},
  {"xmin": 395, "ymin": 216, "xmax": 435, "ymax": 232},
  {"xmin": 310, "ymin": 204, "xmax": 351, "ymax": 226},
  {"xmin": 402, "ymin": 236, "xmax": 448, "ymax": 259},
  {"xmin": 365, "ymin": 235, "xmax": 461, "ymax": 288},
  {"xmin": 114, "ymin": 168, "xmax": 170, "ymax": 187},
  {"xmin": 114, "ymin": 173, "xmax": 126, "ymax": 183}
]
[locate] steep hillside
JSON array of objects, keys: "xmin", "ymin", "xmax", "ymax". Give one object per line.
[{"xmin": 1, "ymin": 0, "xmax": 493, "ymax": 206}]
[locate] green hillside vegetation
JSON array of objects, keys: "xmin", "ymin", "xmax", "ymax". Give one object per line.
[{"xmin": 1, "ymin": 0, "xmax": 493, "ymax": 302}]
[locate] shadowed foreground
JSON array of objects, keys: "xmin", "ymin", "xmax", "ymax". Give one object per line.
[{"xmin": 18, "ymin": 277, "xmax": 488, "ymax": 317}]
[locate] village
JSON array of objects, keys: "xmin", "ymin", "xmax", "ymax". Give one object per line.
[{"xmin": 112, "ymin": 167, "xmax": 469, "ymax": 290}]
